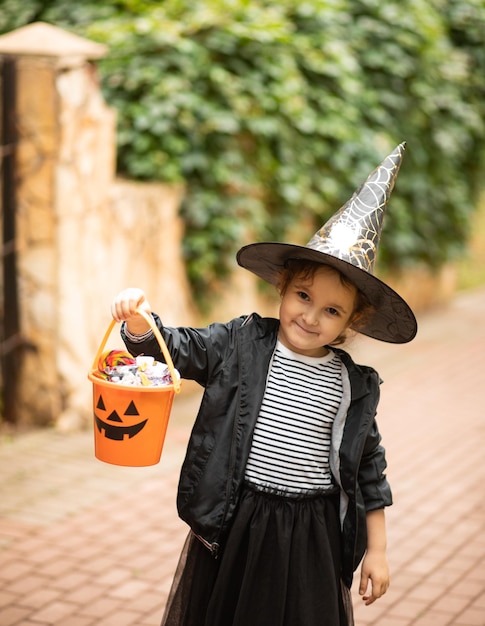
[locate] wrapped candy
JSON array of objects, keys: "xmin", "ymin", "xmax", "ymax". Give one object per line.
[{"xmin": 95, "ymin": 349, "xmax": 178, "ymax": 387}]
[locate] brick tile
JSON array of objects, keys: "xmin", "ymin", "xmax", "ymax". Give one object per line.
[
  {"xmin": 471, "ymin": 591, "xmax": 485, "ymax": 608},
  {"xmin": 0, "ymin": 591, "xmax": 19, "ymax": 609},
  {"xmin": 124, "ymin": 551, "xmax": 160, "ymax": 571},
  {"xmin": 144, "ymin": 564, "xmax": 174, "ymax": 583},
  {"xmin": 51, "ymin": 571, "xmax": 91, "ymax": 591},
  {"xmin": 129, "ymin": 592, "xmax": 164, "ymax": 613},
  {"xmin": 78, "ymin": 596, "xmax": 122, "ymax": 618},
  {"xmin": 445, "ymin": 553, "xmax": 482, "ymax": 576},
  {"xmin": 5, "ymin": 574, "xmax": 50, "ymax": 595},
  {"xmin": 142, "ymin": 607, "xmax": 165, "ymax": 625},
  {"xmin": 384, "ymin": 570, "xmax": 417, "ymax": 594},
  {"xmin": 96, "ymin": 567, "xmax": 132, "ymax": 586},
  {"xmin": 424, "ymin": 568, "xmax": 464, "ymax": 588},
  {"xmin": 460, "ymin": 539, "xmax": 485, "ymax": 560},
  {"xmin": 158, "ymin": 578, "xmax": 174, "ymax": 598},
  {"xmin": 470, "ymin": 567, "xmax": 485, "ymax": 583},
  {"xmin": 432, "ymin": 593, "xmax": 472, "ymax": 614},
  {"xmin": 404, "ymin": 554, "xmax": 440, "ymax": 576},
  {"xmin": 0, "ymin": 559, "xmax": 32, "ymax": 582},
  {"xmin": 12, "ymin": 537, "xmax": 53, "ymax": 555},
  {"xmin": 351, "ymin": 598, "xmax": 388, "ymax": 624},
  {"xmin": 108, "ymin": 579, "xmax": 151, "ymax": 600},
  {"xmin": 0, "ymin": 605, "xmax": 33, "ymax": 625},
  {"xmin": 411, "ymin": 610, "xmax": 452, "ymax": 626},
  {"xmin": 53, "ymin": 616, "xmax": 94, "ymax": 626},
  {"xmin": 373, "ymin": 617, "xmax": 408, "ymax": 626},
  {"xmin": 30, "ymin": 600, "xmax": 79, "ymax": 623},
  {"xmin": 63, "ymin": 583, "xmax": 106, "ymax": 605},
  {"xmin": 453, "ymin": 606, "xmax": 485, "ymax": 625},
  {"xmin": 96, "ymin": 609, "xmax": 148, "ymax": 626},
  {"xmin": 451, "ymin": 578, "xmax": 484, "ymax": 599},
  {"xmin": 0, "ymin": 519, "xmax": 37, "ymax": 540},
  {"xmin": 17, "ymin": 587, "xmax": 62, "ymax": 610},
  {"xmin": 108, "ymin": 543, "xmax": 142, "ymax": 564},
  {"xmin": 37, "ymin": 556, "xmax": 79, "ymax": 577},
  {"xmin": 385, "ymin": 597, "xmax": 430, "ymax": 620},
  {"xmin": 77, "ymin": 555, "xmax": 118, "ymax": 574},
  {"xmin": 69, "ymin": 542, "xmax": 107, "ymax": 562}
]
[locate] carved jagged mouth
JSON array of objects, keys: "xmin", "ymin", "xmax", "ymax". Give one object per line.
[{"xmin": 94, "ymin": 416, "xmax": 148, "ymax": 440}]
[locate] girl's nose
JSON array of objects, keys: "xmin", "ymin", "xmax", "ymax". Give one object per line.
[{"xmin": 303, "ymin": 308, "xmax": 319, "ymax": 326}]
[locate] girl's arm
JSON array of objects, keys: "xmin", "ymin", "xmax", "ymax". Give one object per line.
[
  {"xmin": 111, "ymin": 287, "xmax": 241, "ymax": 387},
  {"xmin": 359, "ymin": 508, "xmax": 390, "ymax": 605}
]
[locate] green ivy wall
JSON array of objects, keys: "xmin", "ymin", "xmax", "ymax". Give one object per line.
[{"xmin": 2, "ymin": 0, "xmax": 485, "ymax": 303}]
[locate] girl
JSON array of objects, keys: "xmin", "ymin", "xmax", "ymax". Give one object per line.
[{"xmin": 111, "ymin": 143, "xmax": 417, "ymax": 626}]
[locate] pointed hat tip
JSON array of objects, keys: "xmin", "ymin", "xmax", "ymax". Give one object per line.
[{"xmin": 384, "ymin": 140, "xmax": 406, "ymax": 173}]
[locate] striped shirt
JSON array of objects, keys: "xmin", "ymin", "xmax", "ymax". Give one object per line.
[{"xmin": 244, "ymin": 341, "xmax": 343, "ymax": 494}]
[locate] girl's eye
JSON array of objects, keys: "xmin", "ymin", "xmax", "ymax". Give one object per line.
[
  {"xmin": 297, "ymin": 291, "xmax": 310, "ymax": 301},
  {"xmin": 327, "ymin": 307, "xmax": 339, "ymax": 316}
]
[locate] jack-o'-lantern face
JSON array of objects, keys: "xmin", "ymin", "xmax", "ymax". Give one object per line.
[{"xmin": 94, "ymin": 395, "xmax": 148, "ymax": 441}]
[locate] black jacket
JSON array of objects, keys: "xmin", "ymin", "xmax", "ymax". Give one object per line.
[{"xmin": 122, "ymin": 312, "xmax": 392, "ymax": 588}]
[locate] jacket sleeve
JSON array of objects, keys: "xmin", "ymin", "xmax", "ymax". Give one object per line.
[
  {"xmin": 358, "ymin": 417, "xmax": 393, "ymax": 511},
  {"xmin": 121, "ymin": 313, "xmax": 243, "ymax": 387}
]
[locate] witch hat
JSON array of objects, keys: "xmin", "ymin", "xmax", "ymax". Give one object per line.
[{"xmin": 237, "ymin": 142, "xmax": 417, "ymax": 343}]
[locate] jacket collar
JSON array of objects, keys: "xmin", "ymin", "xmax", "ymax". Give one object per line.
[{"xmin": 334, "ymin": 347, "xmax": 378, "ymax": 401}]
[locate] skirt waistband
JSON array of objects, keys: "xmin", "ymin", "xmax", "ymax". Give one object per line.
[{"xmin": 243, "ymin": 480, "xmax": 339, "ymax": 501}]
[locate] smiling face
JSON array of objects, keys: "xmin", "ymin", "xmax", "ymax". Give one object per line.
[{"xmin": 278, "ymin": 265, "xmax": 357, "ymax": 357}]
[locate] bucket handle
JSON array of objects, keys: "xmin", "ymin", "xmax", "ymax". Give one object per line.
[{"xmin": 91, "ymin": 308, "xmax": 181, "ymax": 394}]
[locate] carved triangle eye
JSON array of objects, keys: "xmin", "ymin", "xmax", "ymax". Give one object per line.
[
  {"xmin": 124, "ymin": 400, "xmax": 139, "ymax": 416},
  {"xmin": 96, "ymin": 396, "xmax": 106, "ymax": 410}
]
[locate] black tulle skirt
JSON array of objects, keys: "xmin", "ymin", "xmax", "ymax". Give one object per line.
[{"xmin": 161, "ymin": 484, "xmax": 353, "ymax": 626}]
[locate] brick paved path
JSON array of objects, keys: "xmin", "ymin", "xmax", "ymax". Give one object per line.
[{"xmin": 1, "ymin": 286, "xmax": 484, "ymax": 625}]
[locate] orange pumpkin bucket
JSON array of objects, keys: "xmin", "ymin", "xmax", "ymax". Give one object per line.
[{"xmin": 88, "ymin": 309, "xmax": 181, "ymax": 467}]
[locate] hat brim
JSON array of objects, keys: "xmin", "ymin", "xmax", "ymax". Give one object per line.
[{"xmin": 237, "ymin": 242, "xmax": 417, "ymax": 344}]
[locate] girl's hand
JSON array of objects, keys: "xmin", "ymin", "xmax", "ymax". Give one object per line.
[
  {"xmin": 111, "ymin": 288, "xmax": 152, "ymax": 334},
  {"xmin": 359, "ymin": 549, "xmax": 390, "ymax": 605}
]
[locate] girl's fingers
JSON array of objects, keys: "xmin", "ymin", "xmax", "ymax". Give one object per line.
[{"xmin": 111, "ymin": 288, "xmax": 148, "ymax": 321}]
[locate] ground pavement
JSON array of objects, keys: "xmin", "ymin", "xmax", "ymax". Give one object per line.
[{"xmin": 0, "ymin": 285, "xmax": 484, "ymax": 626}]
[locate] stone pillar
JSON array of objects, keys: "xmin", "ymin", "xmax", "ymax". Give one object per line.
[
  {"xmin": 0, "ymin": 22, "xmax": 199, "ymax": 430},
  {"xmin": 0, "ymin": 22, "xmax": 113, "ymax": 427}
]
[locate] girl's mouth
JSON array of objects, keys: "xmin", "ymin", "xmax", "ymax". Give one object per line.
[{"xmin": 295, "ymin": 321, "xmax": 317, "ymax": 336}]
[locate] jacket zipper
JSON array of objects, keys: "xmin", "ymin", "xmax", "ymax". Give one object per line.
[{"xmin": 210, "ymin": 329, "xmax": 245, "ymax": 557}]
